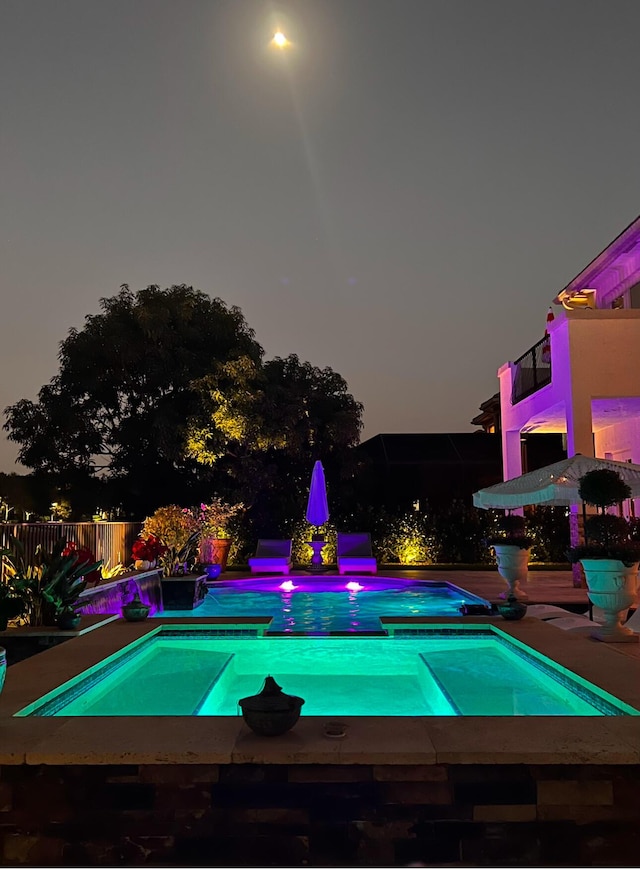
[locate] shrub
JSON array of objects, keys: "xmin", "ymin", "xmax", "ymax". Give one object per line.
[{"xmin": 373, "ymin": 512, "xmax": 436, "ymax": 565}]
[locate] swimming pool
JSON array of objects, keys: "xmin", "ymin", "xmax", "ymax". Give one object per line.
[
  {"xmin": 17, "ymin": 625, "xmax": 639, "ymax": 717},
  {"xmin": 155, "ymin": 576, "xmax": 491, "ymax": 632}
]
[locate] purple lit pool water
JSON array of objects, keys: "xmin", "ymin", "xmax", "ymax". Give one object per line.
[{"xmin": 155, "ymin": 576, "xmax": 490, "ymax": 633}]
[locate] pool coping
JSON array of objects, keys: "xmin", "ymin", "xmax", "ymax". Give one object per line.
[{"xmin": 0, "ymin": 615, "xmax": 639, "ymax": 766}]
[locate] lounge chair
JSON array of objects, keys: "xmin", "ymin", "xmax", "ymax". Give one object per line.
[
  {"xmin": 337, "ymin": 532, "xmax": 377, "ymax": 575},
  {"xmin": 248, "ymin": 540, "xmax": 292, "ymax": 575}
]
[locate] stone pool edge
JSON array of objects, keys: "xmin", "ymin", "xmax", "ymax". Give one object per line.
[{"xmin": 0, "ymin": 616, "xmax": 639, "ymax": 767}]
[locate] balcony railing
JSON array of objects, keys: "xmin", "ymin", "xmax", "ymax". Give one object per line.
[{"xmin": 511, "ymin": 335, "xmax": 552, "ymax": 404}]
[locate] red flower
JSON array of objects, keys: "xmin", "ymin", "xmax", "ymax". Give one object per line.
[
  {"xmin": 132, "ymin": 535, "xmax": 166, "ymax": 561},
  {"xmin": 63, "ymin": 541, "xmax": 100, "ymax": 586}
]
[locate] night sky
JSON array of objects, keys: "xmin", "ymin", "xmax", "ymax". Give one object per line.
[{"xmin": 2, "ymin": 0, "xmax": 640, "ymax": 472}]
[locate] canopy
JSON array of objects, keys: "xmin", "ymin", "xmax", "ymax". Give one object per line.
[
  {"xmin": 305, "ymin": 460, "xmax": 330, "ymax": 526},
  {"xmin": 473, "ymin": 454, "xmax": 640, "ymax": 509}
]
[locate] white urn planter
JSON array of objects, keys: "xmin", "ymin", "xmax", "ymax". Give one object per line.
[
  {"xmin": 580, "ymin": 559, "xmax": 639, "ymax": 643},
  {"xmin": 492, "ymin": 544, "xmax": 530, "ymax": 599}
]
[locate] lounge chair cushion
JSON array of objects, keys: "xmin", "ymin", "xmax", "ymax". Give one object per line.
[
  {"xmin": 249, "ymin": 540, "xmax": 292, "ymax": 575},
  {"xmin": 337, "ymin": 533, "xmax": 377, "ymax": 575}
]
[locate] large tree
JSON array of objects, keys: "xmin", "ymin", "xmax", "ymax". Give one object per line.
[
  {"xmin": 4, "ymin": 285, "xmax": 263, "ymax": 513},
  {"xmin": 5, "ymin": 286, "xmax": 363, "ymax": 525},
  {"xmin": 186, "ymin": 354, "xmax": 364, "ymax": 532}
]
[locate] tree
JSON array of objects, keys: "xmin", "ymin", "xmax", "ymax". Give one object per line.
[
  {"xmin": 186, "ymin": 354, "xmax": 364, "ymax": 533},
  {"xmin": 4, "ymin": 285, "xmax": 263, "ymax": 514},
  {"xmin": 4, "ymin": 287, "xmax": 364, "ymax": 526}
]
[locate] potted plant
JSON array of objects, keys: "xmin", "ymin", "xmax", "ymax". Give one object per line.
[
  {"xmin": 0, "ymin": 537, "xmax": 100, "ymax": 627},
  {"xmin": 42, "ymin": 544, "xmax": 103, "ymax": 630},
  {"xmin": 196, "ymin": 499, "xmax": 244, "ymax": 574},
  {"xmin": 131, "ymin": 535, "xmax": 166, "ymax": 571},
  {"xmin": 485, "ymin": 514, "xmax": 532, "ymax": 599},
  {"xmin": 570, "ymin": 469, "xmax": 640, "ymax": 643},
  {"xmin": 141, "ymin": 505, "xmax": 200, "ymax": 576}
]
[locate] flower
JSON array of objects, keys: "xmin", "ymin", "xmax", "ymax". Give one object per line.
[
  {"xmin": 132, "ymin": 535, "xmax": 166, "ymax": 562},
  {"xmin": 141, "ymin": 505, "xmax": 201, "ymax": 576},
  {"xmin": 196, "ymin": 498, "xmax": 244, "ymax": 540},
  {"xmin": 142, "ymin": 505, "xmax": 199, "ymax": 551},
  {"xmin": 62, "ymin": 540, "xmax": 101, "ymax": 586}
]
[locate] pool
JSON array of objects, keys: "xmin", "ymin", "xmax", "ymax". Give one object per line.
[
  {"xmin": 17, "ymin": 625, "xmax": 639, "ymax": 717},
  {"xmin": 155, "ymin": 576, "xmax": 491, "ymax": 632}
]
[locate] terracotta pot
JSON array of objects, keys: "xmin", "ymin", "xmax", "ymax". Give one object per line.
[
  {"xmin": 581, "ymin": 559, "xmax": 639, "ymax": 643},
  {"xmin": 199, "ymin": 538, "xmax": 231, "ymax": 572}
]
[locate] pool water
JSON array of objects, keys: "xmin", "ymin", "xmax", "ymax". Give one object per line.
[
  {"xmin": 18, "ymin": 628, "xmax": 639, "ymax": 718},
  {"xmin": 155, "ymin": 577, "xmax": 490, "ymax": 632}
]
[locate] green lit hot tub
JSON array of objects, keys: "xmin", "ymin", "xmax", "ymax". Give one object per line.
[{"xmin": 15, "ymin": 625, "xmax": 640, "ymax": 718}]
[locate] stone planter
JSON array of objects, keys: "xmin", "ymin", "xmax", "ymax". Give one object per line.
[
  {"xmin": 160, "ymin": 575, "xmax": 208, "ymax": 611},
  {"xmin": 581, "ymin": 559, "xmax": 639, "ymax": 643},
  {"xmin": 122, "ymin": 593, "xmax": 150, "ymax": 622},
  {"xmin": 199, "ymin": 538, "xmax": 231, "ymax": 573},
  {"xmin": 492, "ymin": 544, "xmax": 530, "ymax": 599}
]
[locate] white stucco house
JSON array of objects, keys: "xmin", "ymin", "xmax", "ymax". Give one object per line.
[{"xmin": 499, "ymin": 215, "xmax": 640, "ymax": 486}]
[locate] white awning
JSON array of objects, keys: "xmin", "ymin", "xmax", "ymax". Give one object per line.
[{"xmin": 473, "ymin": 454, "xmax": 640, "ymax": 509}]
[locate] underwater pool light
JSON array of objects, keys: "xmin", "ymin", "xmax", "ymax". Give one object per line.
[
  {"xmin": 345, "ymin": 581, "xmax": 364, "ymax": 592},
  {"xmin": 280, "ymin": 580, "xmax": 297, "ymax": 592}
]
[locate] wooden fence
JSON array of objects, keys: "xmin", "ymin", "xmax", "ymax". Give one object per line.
[{"xmin": 0, "ymin": 522, "xmax": 142, "ymax": 581}]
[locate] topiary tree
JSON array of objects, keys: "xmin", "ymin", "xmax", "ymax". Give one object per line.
[
  {"xmin": 571, "ymin": 469, "xmax": 639, "ymax": 561},
  {"xmin": 578, "ymin": 469, "xmax": 631, "ymax": 512}
]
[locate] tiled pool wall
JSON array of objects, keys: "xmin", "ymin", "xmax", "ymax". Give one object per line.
[{"xmin": 1, "ymin": 761, "xmax": 639, "ymax": 865}]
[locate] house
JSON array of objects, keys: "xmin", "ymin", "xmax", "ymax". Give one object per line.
[
  {"xmin": 471, "ymin": 394, "xmax": 565, "ymax": 474},
  {"xmin": 498, "ymin": 214, "xmax": 640, "ymax": 482}
]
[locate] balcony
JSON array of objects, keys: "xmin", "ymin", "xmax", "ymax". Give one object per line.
[{"xmin": 511, "ymin": 335, "xmax": 551, "ymax": 405}]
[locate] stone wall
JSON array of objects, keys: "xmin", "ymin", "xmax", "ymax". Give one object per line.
[{"xmin": 1, "ymin": 762, "xmax": 639, "ymax": 866}]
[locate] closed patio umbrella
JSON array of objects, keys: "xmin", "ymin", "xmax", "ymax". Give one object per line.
[
  {"xmin": 473, "ymin": 454, "xmax": 640, "ymax": 509},
  {"xmin": 306, "ymin": 461, "xmax": 330, "ymax": 526}
]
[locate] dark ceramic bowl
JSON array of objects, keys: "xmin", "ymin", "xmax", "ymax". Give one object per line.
[{"xmin": 497, "ymin": 599, "xmax": 527, "ymax": 621}]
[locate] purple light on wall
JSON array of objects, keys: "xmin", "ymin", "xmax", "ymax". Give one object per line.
[{"xmin": 78, "ymin": 572, "xmax": 162, "ymax": 618}]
